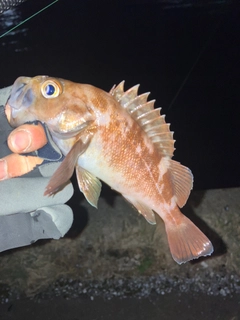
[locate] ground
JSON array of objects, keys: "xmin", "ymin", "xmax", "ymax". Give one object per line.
[{"xmin": 0, "ymin": 186, "xmax": 240, "ymax": 319}]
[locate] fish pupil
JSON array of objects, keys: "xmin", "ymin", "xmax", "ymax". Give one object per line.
[{"xmin": 45, "ymin": 84, "xmax": 55, "ymax": 95}]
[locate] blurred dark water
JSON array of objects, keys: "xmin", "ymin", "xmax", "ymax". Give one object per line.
[{"xmin": 0, "ymin": 0, "xmax": 239, "ymax": 190}]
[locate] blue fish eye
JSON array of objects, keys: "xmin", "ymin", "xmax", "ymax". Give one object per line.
[
  {"xmin": 45, "ymin": 84, "xmax": 55, "ymax": 96},
  {"xmin": 41, "ymin": 80, "xmax": 61, "ymax": 99}
]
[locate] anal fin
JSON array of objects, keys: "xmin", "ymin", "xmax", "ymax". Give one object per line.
[
  {"xmin": 124, "ymin": 195, "xmax": 156, "ymax": 225},
  {"xmin": 76, "ymin": 166, "xmax": 102, "ymax": 208}
]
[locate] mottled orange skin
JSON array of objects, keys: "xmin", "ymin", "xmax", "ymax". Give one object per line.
[
  {"xmin": 6, "ymin": 76, "xmax": 213, "ymax": 264},
  {"xmin": 69, "ymin": 85, "xmax": 175, "ymax": 220}
]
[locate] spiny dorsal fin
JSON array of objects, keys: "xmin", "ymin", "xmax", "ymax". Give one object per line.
[{"xmin": 110, "ymin": 81, "xmax": 175, "ymax": 158}]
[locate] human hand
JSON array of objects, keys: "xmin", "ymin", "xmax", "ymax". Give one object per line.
[
  {"xmin": 0, "ymin": 121, "xmax": 47, "ymax": 180},
  {"xmin": 0, "ymin": 86, "xmax": 74, "ymax": 252}
]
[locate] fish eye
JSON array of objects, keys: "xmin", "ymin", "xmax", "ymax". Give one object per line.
[{"xmin": 41, "ymin": 80, "xmax": 61, "ymax": 99}]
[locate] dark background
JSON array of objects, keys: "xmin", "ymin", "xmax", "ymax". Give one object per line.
[{"xmin": 0, "ymin": 0, "xmax": 239, "ymax": 190}]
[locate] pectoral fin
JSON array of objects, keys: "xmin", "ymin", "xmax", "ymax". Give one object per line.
[
  {"xmin": 76, "ymin": 166, "xmax": 102, "ymax": 208},
  {"xmin": 44, "ymin": 134, "xmax": 92, "ymax": 196}
]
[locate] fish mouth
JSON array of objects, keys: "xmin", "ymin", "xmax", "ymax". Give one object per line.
[
  {"xmin": 7, "ymin": 77, "xmax": 34, "ymax": 110},
  {"xmin": 5, "ymin": 76, "xmax": 36, "ymax": 127}
]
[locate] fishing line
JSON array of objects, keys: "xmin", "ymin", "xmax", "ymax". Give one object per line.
[
  {"xmin": 168, "ymin": 21, "xmax": 221, "ymax": 111},
  {"xmin": 0, "ymin": 0, "xmax": 58, "ymax": 39}
]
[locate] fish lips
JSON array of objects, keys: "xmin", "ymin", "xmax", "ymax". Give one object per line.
[{"xmin": 6, "ymin": 77, "xmax": 37, "ymax": 127}]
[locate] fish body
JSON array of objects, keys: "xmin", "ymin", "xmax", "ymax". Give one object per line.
[{"xmin": 6, "ymin": 76, "xmax": 213, "ymax": 264}]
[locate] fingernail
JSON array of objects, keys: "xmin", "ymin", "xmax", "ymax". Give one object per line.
[
  {"xmin": 9, "ymin": 129, "xmax": 32, "ymax": 152},
  {"xmin": 0, "ymin": 159, "xmax": 8, "ymax": 180}
]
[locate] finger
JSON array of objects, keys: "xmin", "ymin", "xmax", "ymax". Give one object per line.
[
  {"xmin": 0, "ymin": 154, "xmax": 43, "ymax": 180},
  {"xmin": 7, "ymin": 123, "xmax": 47, "ymax": 153}
]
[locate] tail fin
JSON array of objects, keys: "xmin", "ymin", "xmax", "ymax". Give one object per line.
[{"xmin": 165, "ymin": 207, "xmax": 213, "ymax": 264}]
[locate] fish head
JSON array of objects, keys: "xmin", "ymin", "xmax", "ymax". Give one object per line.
[{"xmin": 6, "ymin": 76, "xmax": 94, "ymax": 139}]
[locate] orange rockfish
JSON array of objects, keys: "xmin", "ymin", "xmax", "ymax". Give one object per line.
[{"xmin": 6, "ymin": 76, "xmax": 213, "ymax": 264}]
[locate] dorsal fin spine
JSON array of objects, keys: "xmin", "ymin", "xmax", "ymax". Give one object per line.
[
  {"xmin": 142, "ymin": 114, "xmax": 165, "ymax": 127},
  {"xmin": 130, "ymin": 99, "xmax": 155, "ymax": 115},
  {"xmin": 126, "ymin": 92, "xmax": 150, "ymax": 109},
  {"xmin": 136, "ymin": 107, "xmax": 161, "ymax": 121}
]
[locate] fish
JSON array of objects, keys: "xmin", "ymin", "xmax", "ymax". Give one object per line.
[{"xmin": 6, "ymin": 76, "xmax": 213, "ymax": 264}]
